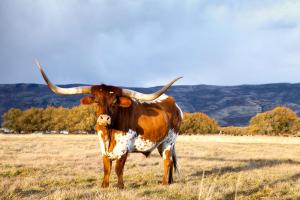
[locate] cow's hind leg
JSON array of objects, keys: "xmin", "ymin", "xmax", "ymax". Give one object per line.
[
  {"xmin": 102, "ymin": 155, "xmax": 112, "ymax": 188},
  {"xmin": 115, "ymin": 152, "xmax": 128, "ymax": 189},
  {"xmin": 165, "ymin": 147, "xmax": 174, "ymax": 184},
  {"xmin": 158, "ymin": 144, "xmax": 175, "ymax": 185}
]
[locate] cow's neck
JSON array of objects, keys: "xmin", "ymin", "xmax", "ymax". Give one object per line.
[
  {"xmin": 111, "ymin": 103, "xmax": 137, "ymax": 132},
  {"xmin": 96, "ymin": 124, "xmax": 110, "ymax": 136}
]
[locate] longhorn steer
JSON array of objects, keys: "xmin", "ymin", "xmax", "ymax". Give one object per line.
[{"xmin": 36, "ymin": 61, "xmax": 183, "ymax": 188}]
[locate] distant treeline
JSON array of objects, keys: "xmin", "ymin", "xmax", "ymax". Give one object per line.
[
  {"xmin": 2, "ymin": 106, "xmax": 300, "ymax": 136},
  {"xmin": 1, "ymin": 105, "xmax": 97, "ymax": 133},
  {"xmin": 181, "ymin": 107, "xmax": 300, "ymax": 136},
  {"xmin": 220, "ymin": 107, "xmax": 300, "ymax": 136}
]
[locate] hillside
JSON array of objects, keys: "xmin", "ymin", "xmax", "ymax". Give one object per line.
[{"xmin": 1, "ymin": 83, "xmax": 300, "ymax": 126}]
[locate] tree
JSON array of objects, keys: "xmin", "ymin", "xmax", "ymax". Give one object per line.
[
  {"xmin": 180, "ymin": 112, "xmax": 219, "ymax": 135},
  {"xmin": 51, "ymin": 107, "xmax": 69, "ymax": 131},
  {"xmin": 18, "ymin": 108, "xmax": 43, "ymax": 132},
  {"xmin": 41, "ymin": 106, "xmax": 56, "ymax": 131},
  {"xmin": 2, "ymin": 108, "xmax": 23, "ymax": 133},
  {"xmin": 67, "ymin": 105, "xmax": 96, "ymax": 133},
  {"xmin": 249, "ymin": 106, "xmax": 299, "ymax": 135},
  {"xmin": 72, "ymin": 105, "xmax": 96, "ymax": 132}
]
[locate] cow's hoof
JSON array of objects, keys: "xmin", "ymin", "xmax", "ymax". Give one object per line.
[
  {"xmin": 117, "ymin": 183, "xmax": 124, "ymax": 189},
  {"xmin": 162, "ymin": 180, "xmax": 169, "ymax": 185},
  {"xmin": 101, "ymin": 182, "xmax": 109, "ymax": 188}
]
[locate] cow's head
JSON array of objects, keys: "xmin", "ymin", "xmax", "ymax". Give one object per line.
[
  {"xmin": 36, "ymin": 60, "xmax": 181, "ymax": 156},
  {"xmin": 80, "ymin": 85, "xmax": 132, "ymax": 127}
]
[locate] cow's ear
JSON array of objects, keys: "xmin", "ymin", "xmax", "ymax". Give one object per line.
[
  {"xmin": 118, "ymin": 96, "xmax": 132, "ymax": 108},
  {"xmin": 80, "ymin": 96, "xmax": 95, "ymax": 105}
]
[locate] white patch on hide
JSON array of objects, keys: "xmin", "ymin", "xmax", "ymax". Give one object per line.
[
  {"xmin": 133, "ymin": 136, "xmax": 157, "ymax": 152},
  {"xmin": 97, "ymin": 130, "xmax": 106, "ymax": 156},
  {"xmin": 108, "ymin": 129, "xmax": 137, "ymax": 159},
  {"xmin": 161, "ymin": 129, "xmax": 177, "ymax": 160},
  {"xmin": 133, "ymin": 129, "xmax": 178, "ymax": 154},
  {"xmin": 163, "ymin": 145, "xmax": 172, "ymax": 160},
  {"xmin": 163, "ymin": 129, "xmax": 177, "ymax": 145},
  {"xmin": 107, "ymin": 128, "xmax": 178, "ymax": 160}
]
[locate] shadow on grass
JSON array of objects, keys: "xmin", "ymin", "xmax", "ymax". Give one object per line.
[
  {"xmin": 191, "ymin": 158, "xmax": 300, "ymax": 177},
  {"xmin": 188, "ymin": 158, "xmax": 300, "ymax": 199},
  {"xmin": 137, "ymin": 188, "xmax": 193, "ymax": 200},
  {"xmin": 16, "ymin": 188, "xmax": 44, "ymax": 197},
  {"xmin": 222, "ymin": 172, "xmax": 300, "ymax": 199}
]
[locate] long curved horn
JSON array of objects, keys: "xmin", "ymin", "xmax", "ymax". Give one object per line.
[
  {"xmin": 122, "ymin": 76, "xmax": 182, "ymax": 101},
  {"xmin": 35, "ymin": 60, "xmax": 92, "ymax": 95}
]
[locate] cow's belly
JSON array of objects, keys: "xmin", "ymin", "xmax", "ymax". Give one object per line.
[
  {"xmin": 131, "ymin": 135, "xmax": 159, "ymax": 153},
  {"xmin": 107, "ymin": 129, "xmax": 177, "ymax": 159}
]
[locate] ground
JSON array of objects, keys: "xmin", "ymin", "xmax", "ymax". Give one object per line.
[{"xmin": 1, "ymin": 134, "xmax": 300, "ymax": 200}]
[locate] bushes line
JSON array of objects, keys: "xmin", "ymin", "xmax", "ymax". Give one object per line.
[
  {"xmin": 180, "ymin": 107, "xmax": 300, "ymax": 136},
  {"xmin": 2, "ymin": 105, "xmax": 300, "ymax": 136},
  {"xmin": 2, "ymin": 105, "xmax": 97, "ymax": 133}
]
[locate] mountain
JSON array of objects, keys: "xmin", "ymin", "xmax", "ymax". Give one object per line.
[{"xmin": 1, "ymin": 83, "xmax": 300, "ymax": 126}]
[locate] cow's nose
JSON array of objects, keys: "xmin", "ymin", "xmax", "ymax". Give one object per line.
[{"xmin": 97, "ymin": 114, "xmax": 111, "ymax": 125}]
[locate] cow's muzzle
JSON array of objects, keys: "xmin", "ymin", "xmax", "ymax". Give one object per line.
[{"xmin": 97, "ymin": 114, "xmax": 111, "ymax": 126}]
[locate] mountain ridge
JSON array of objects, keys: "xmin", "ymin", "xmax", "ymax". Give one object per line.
[{"xmin": 1, "ymin": 83, "xmax": 300, "ymax": 126}]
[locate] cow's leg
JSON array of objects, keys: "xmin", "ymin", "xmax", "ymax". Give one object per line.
[
  {"xmin": 102, "ymin": 155, "xmax": 112, "ymax": 188},
  {"xmin": 168, "ymin": 156, "xmax": 174, "ymax": 184},
  {"xmin": 158, "ymin": 144, "xmax": 174, "ymax": 185},
  {"xmin": 163, "ymin": 146, "xmax": 174, "ymax": 185},
  {"xmin": 115, "ymin": 152, "xmax": 128, "ymax": 189}
]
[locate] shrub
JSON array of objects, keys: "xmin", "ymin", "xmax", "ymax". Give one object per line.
[
  {"xmin": 248, "ymin": 106, "xmax": 300, "ymax": 136},
  {"xmin": 18, "ymin": 108, "xmax": 43, "ymax": 132},
  {"xmin": 219, "ymin": 126, "xmax": 250, "ymax": 136},
  {"xmin": 2, "ymin": 108, "xmax": 23, "ymax": 133},
  {"xmin": 67, "ymin": 105, "xmax": 97, "ymax": 133},
  {"xmin": 180, "ymin": 112, "xmax": 219, "ymax": 135}
]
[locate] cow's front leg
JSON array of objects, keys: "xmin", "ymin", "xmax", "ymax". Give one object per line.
[
  {"xmin": 102, "ymin": 155, "xmax": 112, "ymax": 188},
  {"xmin": 162, "ymin": 147, "xmax": 173, "ymax": 185},
  {"xmin": 115, "ymin": 152, "xmax": 128, "ymax": 189}
]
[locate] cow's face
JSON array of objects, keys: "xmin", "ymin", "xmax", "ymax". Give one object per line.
[{"xmin": 80, "ymin": 85, "xmax": 132, "ymax": 127}]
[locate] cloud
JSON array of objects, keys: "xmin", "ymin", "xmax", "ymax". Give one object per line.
[
  {"xmin": 262, "ymin": 20, "xmax": 297, "ymax": 30},
  {"xmin": 0, "ymin": 0, "xmax": 300, "ymax": 87}
]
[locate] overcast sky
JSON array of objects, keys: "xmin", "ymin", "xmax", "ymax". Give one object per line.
[{"xmin": 1, "ymin": 0, "xmax": 300, "ymax": 87}]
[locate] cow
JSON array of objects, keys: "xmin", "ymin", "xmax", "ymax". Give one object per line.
[{"xmin": 36, "ymin": 61, "xmax": 183, "ymax": 188}]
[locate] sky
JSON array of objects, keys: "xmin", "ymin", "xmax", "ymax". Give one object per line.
[{"xmin": 1, "ymin": 0, "xmax": 300, "ymax": 87}]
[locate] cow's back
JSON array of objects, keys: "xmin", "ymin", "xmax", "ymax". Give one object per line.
[{"xmin": 132, "ymin": 95, "xmax": 182, "ymax": 143}]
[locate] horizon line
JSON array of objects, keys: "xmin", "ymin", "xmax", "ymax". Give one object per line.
[{"xmin": 1, "ymin": 81, "xmax": 300, "ymax": 89}]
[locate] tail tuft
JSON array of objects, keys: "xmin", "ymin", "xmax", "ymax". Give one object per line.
[{"xmin": 172, "ymin": 145, "xmax": 179, "ymax": 174}]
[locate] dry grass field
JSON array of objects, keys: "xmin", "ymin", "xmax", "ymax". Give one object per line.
[{"xmin": 1, "ymin": 134, "xmax": 300, "ymax": 200}]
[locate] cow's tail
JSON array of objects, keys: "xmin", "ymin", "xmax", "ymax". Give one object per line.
[{"xmin": 172, "ymin": 145, "xmax": 179, "ymax": 174}]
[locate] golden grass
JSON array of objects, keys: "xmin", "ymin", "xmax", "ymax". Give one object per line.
[{"xmin": 1, "ymin": 134, "xmax": 300, "ymax": 200}]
